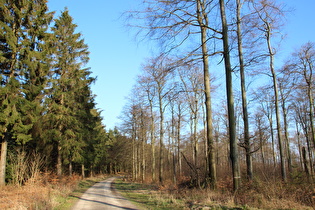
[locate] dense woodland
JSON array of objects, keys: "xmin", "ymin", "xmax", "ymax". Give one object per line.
[
  {"xmin": 0, "ymin": 0, "xmax": 116, "ymax": 185},
  {"xmin": 0, "ymin": 0, "xmax": 315, "ymax": 206}
]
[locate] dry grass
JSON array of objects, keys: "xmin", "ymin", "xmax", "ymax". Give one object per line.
[
  {"xmin": 0, "ymin": 184, "xmax": 51, "ymax": 210},
  {"xmin": 0, "ymin": 173, "xmax": 81, "ymax": 210},
  {"xmin": 118, "ymin": 175, "xmax": 315, "ymax": 209}
]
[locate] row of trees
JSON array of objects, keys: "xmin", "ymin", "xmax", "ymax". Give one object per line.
[
  {"xmin": 0, "ymin": 0, "xmax": 113, "ymax": 185},
  {"xmin": 118, "ymin": 0, "xmax": 315, "ymax": 191}
]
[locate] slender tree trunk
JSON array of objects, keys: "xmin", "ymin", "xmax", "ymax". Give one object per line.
[
  {"xmin": 193, "ymin": 106, "xmax": 199, "ymax": 186},
  {"xmin": 132, "ymin": 135, "xmax": 136, "ymax": 180},
  {"xmin": 258, "ymin": 121, "xmax": 266, "ymax": 169},
  {"xmin": 295, "ymin": 119, "xmax": 303, "ymax": 170},
  {"xmin": 307, "ymin": 83, "xmax": 315, "ymax": 151},
  {"xmin": 266, "ymin": 23, "xmax": 287, "ymax": 182},
  {"xmin": 0, "ymin": 137, "xmax": 8, "ymax": 186},
  {"xmin": 267, "ymin": 111, "xmax": 276, "ymax": 167},
  {"xmin": 149, "ymin": 98, "xmax": 156, "ymax": 182},
  {"xmin": 57, "ymin": 144, "xmax": 62, "ymax": 177},
  {"xmin": 57, "ymin": 94, "xmax": 64, "ymax": 177},
  {"xmin": 220, "ymin": 0, "xmax": 241, "ymax": 191},
  {"xmin": 81, "ymin": 164, "xmax": 85, "ymax": 178},
  {"xmin": 142, "ymin": 137, "xmax": 145, "ymax": 182},
  {"xmin": 158, "ymin": 90, "xmax": 164, "ymax": 184},
  {"xmin": 69, "ymin": 162, "xmax": 73, "ymax": 176},
  {"xmin": 305, "ymin": 131, "xmax": 314, "ymax": 175},
  {"xmin": 280, "ymin": 95, "xmax": 292, "ymax": 173},
  {"xmin": 236, "ymin": 0, "xmax": 252, "ymax": 180},
  {"xmin": 173, "ymin": 152, "xmax": 176, "ymax": 185},
  {"xmin": 177, "ymin": 105, "xmax": 182, "ymax": 177},
  {"xmin": 302, "ymin": 147, "xmax": 310, "ymax": 181},
  {"xmin": 196, "ymin": 0, "xmax": 216, "ymax": 190}
]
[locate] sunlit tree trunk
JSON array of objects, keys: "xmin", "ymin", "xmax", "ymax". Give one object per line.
[
  {"xmin": 236, "ymin": 0, "xmax": 252, "ymax": 180},
  {"xmin": 265, "ymin": 23, "xmax": 287, "ymax": 182},
  {"xmin": 220, "ymin": 0, "xmax": 241, "ymax": 191},
  {"xmin": 149, "ymin": 99, "xmax": 156, "ymax": 182},
  {"xmin": 196, "ymin": 0, "xmax": 216, "ymax": 190},
  {"xmin": 158, "ymin": 84, "xmax": 165, "ymax": 184},
  {"xmin": 176, "ymin": 103, "xmax": 183, "ymax": 177},
  {"xmin": 0, "ymin": 137, "xmax": 8, "ymax": 186},
  {"xmin": 279, "ymin": 84, "xmax": 292, "ymax": 173}
]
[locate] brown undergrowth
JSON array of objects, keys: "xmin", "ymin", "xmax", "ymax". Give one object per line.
[
  {"xmin": 0, "ymin": 173, "xmax": 81, "ymax": 210},
  {"xmin": 123, "ymin": 175, "xmax": 315, "ymax": 209}
]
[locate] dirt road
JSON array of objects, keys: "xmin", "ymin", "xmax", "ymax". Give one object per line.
[{"xmin": 71, "ymin": 176, "xmax": 139, "ymax": 210}]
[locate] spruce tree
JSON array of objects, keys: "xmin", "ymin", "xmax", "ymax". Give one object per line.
[
  {"xmin": 44, "ymin": 9, "xmax": 92, "ymax": 176},
  {"xmin": 20, "ymin": 0, "xmax": 54, "ymax": 153},
  {"xmin": 0, "ymin": 0, "xmax": 52, "ymax": 185}
]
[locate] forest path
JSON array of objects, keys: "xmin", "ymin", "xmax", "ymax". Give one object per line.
[{"xmin": 71, "ymin": 176, "xmax": 139, "ymax": 210}]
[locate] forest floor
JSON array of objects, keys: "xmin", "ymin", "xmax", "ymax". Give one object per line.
[
  {"xmin": 0, "ymin": 174, "xmax": 107, "ymax": 209},
  {"xmin": 0, "ymin": 174, "xmax": 314, "ymax": 209},
  {"xmin": 114, "ymin": 176, "xmax": 315, "ymax": 209}
]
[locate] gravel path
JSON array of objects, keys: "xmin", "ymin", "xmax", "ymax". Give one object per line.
[{"xmin": 71, "ymin": 177, "xmax": 139, "ymax": 210}]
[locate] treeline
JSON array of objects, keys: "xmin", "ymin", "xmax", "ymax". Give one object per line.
[
  {"xmin": 117, "ymin": 0, "xmax": 315, "ymax": 191},
  {"xmin": 0, "ymin": 0, "xmax": 112, "ymax": 185}
]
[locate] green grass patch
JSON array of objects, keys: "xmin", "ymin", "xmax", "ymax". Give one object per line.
[{"xmin": 114, "ymin": 179, "xmax": 186, "ymax": 209}]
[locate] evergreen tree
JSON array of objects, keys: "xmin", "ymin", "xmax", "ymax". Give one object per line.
[
  {"xmin": 20, "ymin": 0, "xmax": 54, "ymax": 153},
  {"xmin": 0, "ymin": 0, "xmax": 52, "ymax": 185},
  {"xmin": 43, "ymin": 8, "xmax": 91, "ymax": 176}
]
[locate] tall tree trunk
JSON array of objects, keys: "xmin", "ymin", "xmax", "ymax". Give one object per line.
[
  {"xmin": 177, "ymin": 104, "xmax": 182, "ymax": 177},
  {"xmin": 295, "ymin": 119, "xmax": 303, "ymax": 170},
  {"xmin": 220, "ymin": 0, "xmax": 241, "ymax": 191},
  {"xmin": 132, "ymin": 135, "xmax": 136, "ymax": 180},
  {"xmin": 192, "ymin": 105, "xmax": 199, "ymax": 186},
  {"xmin": 302, "ymin": 147, "xmax": 310, "ymax": 181},
  {"xmin": 149, "ymin": 99, "xmax": 156, "ymax": 181},
  {"xmin": 280, "ymin": 90, "xmax": 292, "ymax": 173},
  {"xmin": 258, "ymin": 120, "xmax": 266, "ymax": 169},
  {"xmin": 69, "ymin": 162, "xmax": 73, "ymax": 176},
  {"xmin": 196, "ymin": 0, "xmax": 216, "ymax": 190},
  {"xmin": 236, "ymin": 0, "xmax": 252, "ymax": 180},
  {"xmin": 266, "ymin": 109, "xmax": 277, "ymax": 168},
  {"xmin": 0, "ymin": 136, "xmax": 8, "ymax": 186},
  {"xmin": 81, "ymin": 164, "xmax": 85, "ymax": 178},
  {"xmin": 57, "ymin": 144, "xmax": 62, "ymax": 177},
  {"xmin": 307, "ymin": 82, "xmax": 315, "ymax": 152},
  {"xmin": 265, "ymin": 22, "xmax": 287, "ymax": 182},
  {"xmin": 158, "ymin": 90, "xmax": 164, "ymax": 184},
  {"xmin": 142, "ymin": 137, "xmax": 145, "ymax": 183}
]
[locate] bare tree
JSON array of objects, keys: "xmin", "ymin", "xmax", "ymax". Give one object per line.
[
  {"xmin": 140, "ymin": 55, "xmax": 175, "ymax": 184},
  {"xmin": 178, "ymin": 63, "xmax": 204, "ymax": 185},
  {"xmin": 126, "ymin": 0, "xmax": 219, "ymax": 188},
  {"xmin": 292, "ymin": 42, "xmax": 315, "ymax": 151},
  {"xmin": 251, "ymin": 0, "xmax": 287, "ymax": 182},
  {"xmin": 236, "ymin": 0, "xmax": 253, "ymax": 180},
  {"xmin": 137, "ymin": 69, "xmax": 158, "ymax": 181}
]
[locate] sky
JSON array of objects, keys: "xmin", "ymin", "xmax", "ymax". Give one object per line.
[{"xmin": 47, "ymin": 0, "xmax": 315, "ymax": 130}]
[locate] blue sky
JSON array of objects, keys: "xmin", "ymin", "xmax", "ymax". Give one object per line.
[{"xmin": 47, "ymin": 0, "xmax": 315, "ymax": 130}]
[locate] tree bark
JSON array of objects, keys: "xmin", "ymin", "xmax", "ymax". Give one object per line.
[
  {"xmin": 81, "ymin": 164, "xmax": 85, "ymax": 178},
  {"xmin": 57, "ymin": 145, "xmax": 62, "ymax": 177},
  {"xmin": 148, "ymin": 97, "xmax": 156, "ymax": 181},
  {"xmin": 236, "ymin": 0, "xmax": 253, "ymax": 180},
  {"xmin": 265, "ymin": 22, "xmax": 287, "ymax": 182},
  {"xmin": 196, "ymin": 0, "xmax": 216, "ymax": 189},
  {"xmin": 0, "ymin": 138, "xmax": 8, "ymax": 186},
  {"xmin": 220, "ymin": 0, "xmax": 241, "ymax": 191},
  {"xmin": 158, "ymin": 86, "xmax": 164, "ymax": 184}
]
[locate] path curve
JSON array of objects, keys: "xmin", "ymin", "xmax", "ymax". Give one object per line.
[{"xmin": 71, "ymin": 176, "xmax": 139, "ymax": 210}]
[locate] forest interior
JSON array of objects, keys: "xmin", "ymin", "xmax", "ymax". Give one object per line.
[{"xmin": 0, "ymin": 0, "xmax": 315, "ymax": 209}]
